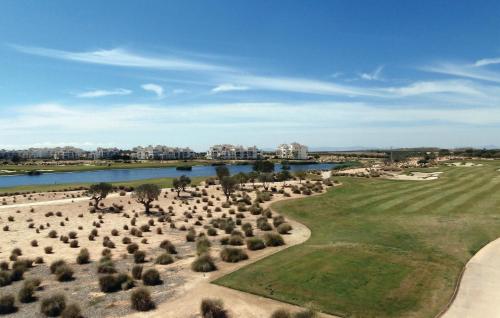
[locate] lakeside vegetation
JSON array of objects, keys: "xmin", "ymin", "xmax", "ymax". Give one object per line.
[{"xmin": 216, "ymin": 162, "xmax": 500, "ymax": 317}]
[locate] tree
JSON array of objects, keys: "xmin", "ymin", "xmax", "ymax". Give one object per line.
[
  {"xmin": 258, "ymin": 173, "xmax": 274, "ymax": 190},
  {"xmin": 234, "ymin": 172, "xmax": 248, "ymax": 188},
  {"xmin": 132, "ymin": 184, "xmax": 161, "ymax": 215},
  {"xmin": 294, "ymin": 171, "xmax": 306, "ymax": 184},
  {"xmin": 173, "ymin": 175, "xmax": 191, "ymax": 197},
  {"xmin": 220, "ymin": 176, "xmax": 237, "ymax": 201},
  {"xmin": 276, "ymin": 170, "xmax": 291, "ymax": 186},
  {"xmin": 215, "ymin": 166, "xmax": 230, "ymax": 180},
  {"xmin": 247, "ymin": 171, "xmax": 259, "ymax": 187},
  {"xmin": 253, "ymin": 160, "xmax": 275, "ymax": 173},
  {"xmin": 87, "ymin": 183, "xmax": 113, "ymax": 209}
]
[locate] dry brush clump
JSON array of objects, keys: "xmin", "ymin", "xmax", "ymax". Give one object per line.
[
  {"xmin": 0, "ymin": 294, "xmax": 16, "ymax": 314},
  {"xmin": 40, "ymin": 294, "xmax": 66, "ymax": 317},
  {"xmin": 220, "ymin": 247, "xmax": 248, "ymax": 263},
  {"xmin": 130, "ymin": 288, "xmax": 155, "ymax": 311},
  {"xmin": 200, "ymin": 298, "xmax": 228, "ymax": 318},
  {"xmin": 191, "ymin": 253, "xmax": 217, "ymax": 272}
]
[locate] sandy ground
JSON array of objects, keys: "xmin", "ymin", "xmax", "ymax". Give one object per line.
[
  {"xmin": 385, "ymin": 171, "xmax": 443, "ymax": 181},
  {"xmin": 442, "ymin": 237, "xmax": 500, "ymax": 318},
  {"xmin": 0, "ymin": 179, "xmax": 336, "ymax": 318},
  {"xmin": 1, "ymin": 190, "xmax": 88, "ymax": 206}
]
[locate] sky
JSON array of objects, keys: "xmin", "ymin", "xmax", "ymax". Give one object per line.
[{"xmin": 1, "ymin": 1, "xmax": 500, "ymax": 151}]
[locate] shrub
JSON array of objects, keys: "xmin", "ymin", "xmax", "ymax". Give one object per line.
[
  {"xmin": 130, "ymin": 288, "xmax": 155, "ymax": 311},
  {"xmin": 200, "ymin": 298, "xmax": 228, "ymax": 318},
  {"xmin": 99, "ymin": 274, "xmax": 132, "ymax": 293},
  {"xmin": 246, "ymin": 237, "xmax": 266, "ymax": 250},
  {"xmin": 0, "ymin": 272, "xmax": 11, "ymax": 287},
  {"xmin": 131, "ymin": 265, "xmax": 143, "ymax": 279},
  {"xmin": 40, "ymin": 294, "xmax": 66, "ymax": 317},
  {"xmin": 18, "ymin": 283, "xmax": 35, "ymax": 303},
  {"xmin": 186, "ymin": 229, "xmax": 196, "ymax": 242},
  {"xmin": 155, "ymin": 253, "xmax": 174, "ymax": 265},
  {"xmin": 271, "ymin": 308, "xmax": 291, "ymax": 318},
  {"xmin": 44, "ymin": 246, "xmax": 53, "ymax": 254},
  {"xmin": 220, "ymin": 247, "xmax": 248, "ymax": 263},
  {"xmin": 48, "ymin": 230, "xmax": 58, "ymax": 238},
  {"xmin": 228, "ymin": 234, "xmax": 244, "ymax": 246},
  {"xmin": 35, "ymin": 257, "xmax": 44, "ymax": 264},
  {"xmin": 68, "ymin": 231, "xmax": 77, "ymax": 239},
  {"xmin": 76, "ymin": 248, "xmax": 90, "ymax": 264},
  {"xmin": 111, "ymin": 229, "xmax": 119, "ymax": 236},
  {"xmin": 50, "ymin": 259, "xmax": 66, "ymax": 274},
  {"xmin": 277, "ymin": 223, "xmax": 292, "ymax": 234},
  {"xmin": 142, "ymin": 269, "xmax": 161, "ymax": 285},
  {"xmin": 55, "ymin": 265, "xmax": 74, "ymax": 282},
  {"xmin": 31, "ymin": 239, "xmax": 38, "ymax": 247},
  {"xmin": 134, "ymin": 250, "xmax": 146, "ymax": 263},
  {"xmin": 127, "ymin": 243, "xmax": 139, "ymax": 254},
  {"xmin": 191, "ymin": 254, "xmax": 217, "ymax": 272},
  {"xmin": 0, "ymin": 294, "xmax": 16, "ymax": 315},
  {"xmin": 273, "ymin": 215, "xmax": 286, "ymax": 228},
  {"xmin": 61, "ymin": 303, "xmax": 82, "ymax": 318},
  {"xmin": 159, "ymin": 240, "xmax": 177, "ymax": 254},
  {"xmin": 264, "ymin": 232, "xmax": 285, "ymax": 246},
  {"xmin": 294, "ymin": 309, "xmax": 317, "ymax": 318},
  {"xmin": 97, "ymin": 258, "xmax": 116, "ymax": 274},
  {"xmin": 122, "ymin": 237, "xmax": 132, "ymax": 244},
  {"xmin": 69, "ymin": 240, "xmax": 79, "ymax": 248}
]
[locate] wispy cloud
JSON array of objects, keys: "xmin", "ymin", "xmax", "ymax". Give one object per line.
[
  {"xmin": 141, "ymin": 83, "xmax": 164, "ymax": 98},
  {"xmin": 360, "ymin": 66, "xmax": 384, "ymax": 81},
  {"xmin": 474, "ymin": 57, "xmax": 500, "ymax": 67},
  {"xmin": 10, "ymin": 44, "xmax": 230, "ymax": 72},
  {"xmin": 380, "ymin": 80, "xmax": 483, "ymax": 97},
  {"xmin": 75, "ymin": 88, "xmax": 132, "ymax": 98},
  {"xmin": 211, "ymin": 83, "xmax": 249, "ymax": 93}
]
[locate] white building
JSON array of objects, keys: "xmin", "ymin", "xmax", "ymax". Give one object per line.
[
  {"xmin": 276, "ymin": 142, "xmax": 308, "ymax": 160},
  {"xmin": 131, "ymin": 145, "xmax": 194, "ymax": 160},
  {"xmin": 206, "ymin": 144, "xmax": 261, "ymax": 160},
  {"xmin": 93, "ymin": 147, "xmax": 121, "ymax": 159}
]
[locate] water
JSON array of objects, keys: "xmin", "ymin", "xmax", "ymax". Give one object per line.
[{"xmin": 0, "ymin": 163, "xmax": 337, "ymax": 188}]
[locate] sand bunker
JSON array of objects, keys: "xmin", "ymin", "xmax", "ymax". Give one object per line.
[
  {"xmin": 385, "ymin": 171, "xmax": 443, "ymax": 181},
  {"xmin": 446, "ymin": 162, "xmax": 483, "ymax": 167}
]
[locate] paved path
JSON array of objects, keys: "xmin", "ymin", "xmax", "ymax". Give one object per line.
[{"xmin": 443, "ymin": 238, "xmax": 500, "ymax": 318}]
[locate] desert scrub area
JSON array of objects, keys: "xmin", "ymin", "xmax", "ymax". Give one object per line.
[
  {"xmin": 0, "ymin": 174, "xmax": 332, "ymax": 317},
  {"xmin": 216, "ymin": 161, "xmax": 500, "ymax": 317}
]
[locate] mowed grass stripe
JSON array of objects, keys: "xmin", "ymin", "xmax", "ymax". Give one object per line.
[
  {"xmin": 351, "ymin": 170, "xmax": 478, "ymax": 211},
  {"xmin": 403, "ymin": 170, "xmax": 493, "ymax": 213},
  {"xmin": 383, "ymin": 170, "xmax": 489, "ymax": 213},
  {"xmin": 434, "ymin": 175, "xmax": 500, "ymax": 214}
]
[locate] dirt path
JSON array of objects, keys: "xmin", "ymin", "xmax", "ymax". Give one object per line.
[{"xmin": 442, "ymin": 237, "xmax": 500, "ymax": 318}]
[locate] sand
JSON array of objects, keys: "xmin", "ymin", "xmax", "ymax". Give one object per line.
[
  {"xmin": 385, "ymin": 171, "xmax": 443, "ymax": 181},
  {"xmin": 446, "ymin": 162, "xmax": 483, "ymax": 167},
  {"xmin": 0, "ymin": 179, "xmax": 336, "ymax": 318}
]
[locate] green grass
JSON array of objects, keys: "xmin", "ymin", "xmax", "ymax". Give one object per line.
[
  {"xmin": 0, "ymin": 160, "xmax": 210, "ymax": 175},
  {"xmin": 215, "ymin": 161, "xmax": 500, "ymax": 317},
  {"xmin": 0, "ymin": 176, "xmax": 205, "ymax": 194}
]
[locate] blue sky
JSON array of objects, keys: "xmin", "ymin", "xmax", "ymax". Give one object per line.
[{"xmin": 1, "ymin": 1, "xmax": 500, "ymax": 151}]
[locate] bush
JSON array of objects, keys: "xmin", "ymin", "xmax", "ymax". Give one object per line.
[
  {"xmin": 142, "ymin": 269, "xmax": 161, "ymax": 286},
  {"xmin": 264, "ymin": 232, "xmax": 285, "ymax": 246},
  {"xmin": 40, "ymin": 294, "xmax": 66, "ymax": 317},
  {"xmin": 50, "ymin": 259, "xmax": 66, "ymax": 274},
  {"xmin": 277, "ymin": 223, "xmax": 292, "ymax": 234},
  {"xmin": 200, "ymin": 298, "xmax": 228, "ymax": 318},
  {"xmin": 273, "ymin": 215, "xmax": 286, "ymax": 228},
  {"xmin": 155, "ymin": 253, "xmax": 174, "ymax": 265},
  {"xmin": 220, "ymin": 247, "xmax": 248, "ymax": 263},
  {"xmin": 134, "ymin": 250, "xmax": 146, "ymax": 263},
  {"xmin": 191, "ymin": 254, "xmax": 217, "ymax": 272},
  {"xmin": 246, "ymin": 237, "xmax": 266, "ymax": 250},
  {"xmin": 294, "ymin": 309, "xmax": 317, "ymax": 318},
  {"xmin": 97, "ymin": 257, "xmax": 116, "ymax": 274},
  {"xmin": 132, "ymin": 265, "xmax": 143, "ymax": 279},
  {"xmin": 99, "ymin": 274, "xmax": 133, "ymax": 293},
  {"xmin": 0, "ymin": 272, "xmax": 11, "ymax": 287},
  {"xmin": 271, "ymin": 309, "xmax": 291, "ymax": 318},
  {"xmin": 228, "ymin": 234, "xmax": 244, "ymax": 246},
  {"xmin": 122, "ymin": 237, "xmax": 132, "ymax": 244},
  {"xmin": 55, "ymin": 265, "xmax": 74, "ymax": 282},
  {"xmin": 127, "ymin": 243, "xmax": 139, "ymax": 254},
  {"xmin": 18, "ymin": 283, "xmax": 35, "ymax": 303},
  {"xmin": 44, "ymin": 246, "xmax": 53, "ymax": 254},
  {"xmin": 159, "ymin": 240, "xmax": 177, "ymax": 254},
  {"xmin": 76, "ymin": 248, "xmax": 90, "ymax": 264},
  {"xmin": 0, "ymin": 294, "xmax": 16, "ymax": 315},
  {"xmin": 186, "ymin": 229, "xmax": 196, "ymax": 242},
  {"xmin": 61, "ymin": 303, "xmax": 82, "ymax": 318},
  {"xmin": 130, "ymin": 288, "xmax": 155, "ymax": 311},
  {"xmin": 69, "ymin": 240, "xmax": 79, "ymax": 248}
]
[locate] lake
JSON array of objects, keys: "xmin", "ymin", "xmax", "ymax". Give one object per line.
[{"xmin": 0, "ymin": 163, "xmax": 337, "ymax": 188}]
